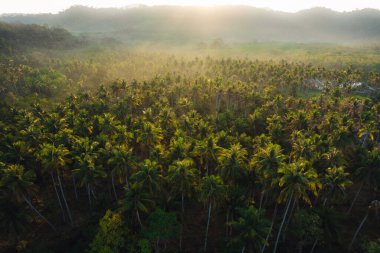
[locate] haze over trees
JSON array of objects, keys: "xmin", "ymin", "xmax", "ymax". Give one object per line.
[{"xmin": 1, "ymin": 5, "xmax": 380, "ymax": 43}]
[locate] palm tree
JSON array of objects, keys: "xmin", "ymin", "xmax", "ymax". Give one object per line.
[
  {"xmin": 321, "ymin": 166, "xmax": 352, "ymax": 206},
  {"xmin": 250, "ymin": 143, "xmax": 285, "ymax": 210},
  {"xmin": 348, "ymin": 148, "xmax": 380, "ymax": 214},
  {"xmin": 273, "ymin": 160, "xmax": 321, "ymax": 253},
  {"xmin": 168, "ymin": 158, "xmax": 199, "ymax": 250},
  {"xmin": 121, "ymin": 183, "xmax": 154, "ymax": 227},
  {"xmin": 168, "ymin": 158, "xmax": 198, "ymax": 213},
  {"xmin": 131, "ymin": 159, "xmax": 161, "ymax": 194},
  {"xmin": 73, "ymin": 154, "xmax": 106, "ymax": 207},
  {"xmin": 217, "ymin": 143, "xmax": 248, "ymax": 184},
  {"xmin": 199, "ymin": 175, "xmax": 226, "ymax": 251},
  {"xmin": 0, "ymin": 194, "xmax": 31, "ymax": 242},
  {"xmin": 348, "ymin": 200, "xmax": 380, "ymax": 252},
  {"xmin": 0, "ymin": 164, "xmax": 56, "ymax": 231},
  {"xmin": 136, "ymin": 122, "xmax": 163, "ymax": 157},
  {"xmin": 37, "ymin": 143, "xmax": 73, "ymax": 224},
  {"xmin": 108, "ymin": 144, "xmax": 134, "ymax": 199},
  {"xmin": 194, "ymin": 137, "xmax": 220, "ymax": 175},
  {"xmin": 229, "ymin": 206, "xmax": 271, "ymax": 253}
]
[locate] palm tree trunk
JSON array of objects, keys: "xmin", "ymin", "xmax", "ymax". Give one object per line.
[
  {"xmin": 180, "ymin": 192, "xmax": 185, "ymax": 251},
  {"xmin": 283, "ymin": 198, "xmax": 297, "ymax": 236},
  {"xmin": 348, "ymin": 212, "xmax": 368, "ymax": 252},
  {"xmin": 136, "ymin": 209, "xmax": 143, "ymax": 227},
  {"xmin": 57, "ymin": 172, "xmax": 73, "ymax": 225},
  {"xmin": 226, "ymin": 207, "xmax": 230, "ymax": 237},
  {"xmin": 87, "ymin": 183, "xmax": 92, "ymax": 207},
  {"xmin": 72, "ymin": 176, "xmax": 78, "ymax": 200},
  {"xmin": 156, "ymin": 237, "xmax": 160, "ymax": 253},
  {"xmin": 91, "ymin": 186, "xmax": 96, "ymax": 199},
  {"xmin": 111, "ymin": 172, "xmax": 118, "ymax": 200},
  {"xmin": 310, "ymin": 239, "xmax": 318, "ymax": 253},
  {"xmin": 125, "ymin": 168, "xmax": 130, "ymax": 189},
  {"xmin": 259, "ymin": 191, "xmax": 265, "ymax": 211},
  {"xmin": 262, "ymin": 203, "xmax": 278, "ymax": 253},
  {"xmin": 22, "ymin": 194, "xmax": 56, "ymax": 231},
  {"xmin": 50, "ymin": 172, "xmax": 65, "ymax": 222},
  {"xmin": 273, "ymin": 191, "xmax": 294, "ymax": 253},
  {"xmin": 204, "ymin": 201, "xmax": 212, "ymax": 252},
  {"xmin": 181, "ymin": 192, "xmax": 185, "ymax": 213},
  {"xmin": 347, "ymin": 182, "xmax": 364, "ymax": 215}
]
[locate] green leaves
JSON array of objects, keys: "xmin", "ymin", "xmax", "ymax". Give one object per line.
[
  {"xmin": 229, "ymin": 206, "xmax": 271, "ymax": 252},
  {"xmin": 0, "ymin": 164, "xmax": 36, "ymax": 201},
  {"xmin": 143, "ymin": 208, "xmax": 180, "ymax": 243},
  {"xmin": 88, "ymin": 210, "xmax": 127, "ymax": 253},
  {"xmin": 278, "ymin": 160, "xmax": 321, "ymax": 206}
]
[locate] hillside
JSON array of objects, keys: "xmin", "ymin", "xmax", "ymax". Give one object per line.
[
  {"xmin": 0, "ymin": 22, "xmax": 80, "ymax": 54},
  {"xmin": 1, "ymin": 6, "xmax": 380, "ymax": 43}
]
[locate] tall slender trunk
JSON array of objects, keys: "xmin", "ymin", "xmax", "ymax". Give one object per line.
[
  {"xmin": 50, "ymin": 172, "xmax": 65, "ymax": 222},
  {"xmin": 273, "ymin": 191, "xmax": 294, "ymax": 253},
  {"xmin": 204, "ymin": 202, "xmax": 212, "ymax": 252},
  {"xmin": 347, "ymin": 182, "xmax": 364, "ymax": 215},
  {"xmin": 57, "ymin": 172, "xmax": 73, "ymax": 225},
  {"xmin": 111, "ymin": 172, "xmax": 118, "ymax": 200},
  {"xmin": 180, "ymin": 192, "xmax": 185, "ymax": 251},
  {"xmin": 310, "ymin": 239, "xmax": 318, "ymax": 253},
  {"xmin": 91, "ymin": 186, "xmax": 96, "ymax": 199},
  {"xmin": 72, "ymin": 176, "xmax": 78, "ymax": 200},
  {"xmin": 262, "ymin": 203, "xmax": 278, "ymax": 253},
  {"xmin": 87, "ymin": 183, "xmax": 92, "ymax": 207},
  {"xmin": 226, "ymin": 207, "xmax": 230, "ymax": 237},
  {"xmin": 156, "ymin": 237, "xmax": 160, "ymax": 253},
  {"xmin": 125, "ymin": 167, "xmax": 130, "ymax": 188},
  {"xmin": 259, "ymin": 191, "xmax": 265, "ymax": 211},
  {"xmin": 348, "ymin": 212, "xmax": 369, "ymax": 252},
  {"xmin": 181, "ymin": 192, "xmax": 185, "ymax": 213},
  {"xmin": 22, "ymin": 194, "xmax": 56, "ymax": 231},
  {"xmin": 283, "ymin": 198, "xmax": 297, "ymax": 237},
  {"xmin": 136, "ymin": 209, "xmax": 143, "ymax": 227}
]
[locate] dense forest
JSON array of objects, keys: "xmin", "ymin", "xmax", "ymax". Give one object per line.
[
  {"xmin": 1, "ymin": 14, "xmax": 380, "ymax": 253},
  {"xmin": 0, "ymin": 22, "xmax": 81, "ymax": 55}
]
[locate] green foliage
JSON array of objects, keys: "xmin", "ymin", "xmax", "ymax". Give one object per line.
[
  {"xmin": 366, "ymin": 239, "xmax": 380, "ymax": 253},
  {"xmin": 88, "ymin": 210, "xmax": 127, "ymax": 253},
  {"xmin": 0, "ymin": 21, "xmax": 80, "ymax": 54},
  {"xmin": 142, "ymin": 208, "xmax": 180, "ymax": 247},
  {"xmin": 137, "ymin": 239, "xmax": 152, "ymax": 253},
  {"xmin": 289, "ymin": 210, "xmax": 323, "ymax": 249},
  {"xmin": 229, "ymin": 206, "xmax": 271, "ymax": 252},
  {"xmin": 0, "ymin": 39, "xmax": 380, "ymax": 253}
]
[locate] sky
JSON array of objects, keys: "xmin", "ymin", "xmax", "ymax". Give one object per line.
[{"xmin": 1, "ymin": 0, "xmax": 380, "ymax": 14}]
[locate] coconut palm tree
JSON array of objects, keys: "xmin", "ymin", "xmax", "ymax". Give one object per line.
[
  {"xmin": 73, "ymin": 153, "xmax": 106, "ymax": 207},
  {"xmin": 199, "ymin": 175, "xmax": 226, "ymax": 251},
  {"xmin": 229, "ymin": 206, "xmax": 271, "ymax": 253},
  {"xmin": 108, "ymin": 144, "xmax": 134, "ymax": 199},
  {"xmin": 0, "ymin": 164, "xmax": 56, "ymax": 231},
  {"xmin": 321, "ymin": 166, "xmax": 352, "ymax": 206},
  {"xmin": 131, "ymin": 159, "xmax": 162, "ymax": 196},
  {"xmin": 121, "ymin": 182, "xmax": 154, "ymax": 227},
  {"xmin": 167, "ymin": 158, "xmax": 198, "ymax": 250},
  {"xmin": 273, "ymin": 160, "xmax": 321, "ymax": 253},
  {"xmin": 37, "ymin": 143, "xmax": 73, "ymax": 224},
  {"xmin": 194, "ymin": 137, "xmax": 220, "ymax": 175},
  {"xmin": 217, "ymin": 143, "xmax": 248, "ymax": 184}
]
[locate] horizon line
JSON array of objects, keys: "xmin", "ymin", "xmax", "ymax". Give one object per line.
[{"xmin": 1, "ymin": 4, "xmax": 379, "ymax": 15}]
